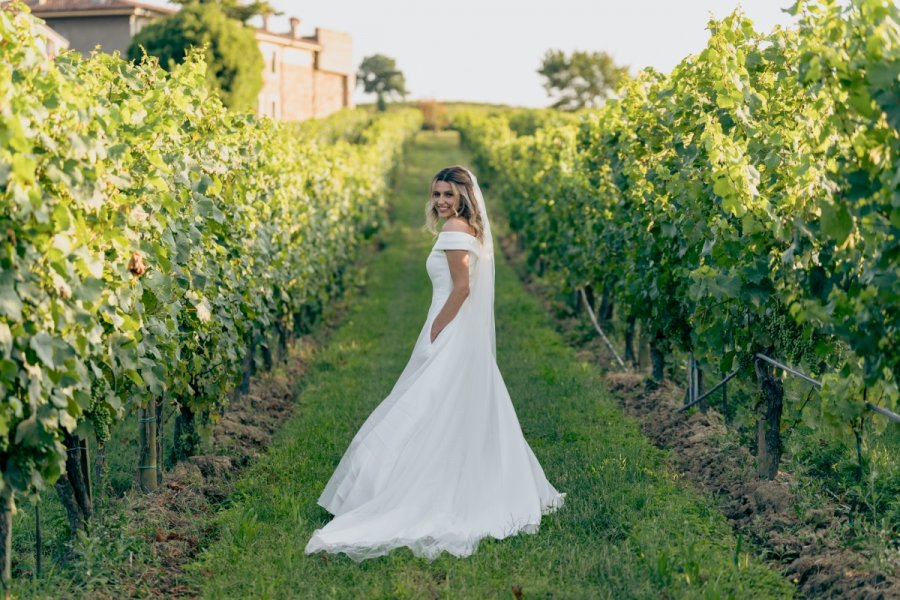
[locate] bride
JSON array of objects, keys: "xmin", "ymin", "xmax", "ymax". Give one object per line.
[{"xmin": 304, "ymin": 165, "xmax": 565, "ymax": 562}]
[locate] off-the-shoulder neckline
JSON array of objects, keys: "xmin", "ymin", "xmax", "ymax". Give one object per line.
[{"xmin": 438, "ymin": 230, "xmax": 479, "ymax": 241}]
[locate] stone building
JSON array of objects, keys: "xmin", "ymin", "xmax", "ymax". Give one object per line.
[
  {"xmin": 255, "ymin": 15, "xmax": 354, "ymax": 121},
  {"xmin": 25, "ymin": 0, "xmax": 355, "ymax": 121}
]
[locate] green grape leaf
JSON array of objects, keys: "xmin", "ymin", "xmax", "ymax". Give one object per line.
[{"xmin": 820, "ymin": 202, "xmax": 852, "ymax": 244}]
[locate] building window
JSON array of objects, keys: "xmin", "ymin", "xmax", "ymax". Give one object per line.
[{"xmin": 271, "ymin": 51, "xmax": 277, "ymax": 73}]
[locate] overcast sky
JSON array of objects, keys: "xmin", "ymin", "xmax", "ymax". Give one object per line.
[{"xmin": 167, "ymin": 0, "xmax": 802, "ymax": 108}]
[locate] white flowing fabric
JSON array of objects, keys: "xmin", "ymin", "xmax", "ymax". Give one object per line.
[{"xmin": 304, "ymin": 170, "xmax": 565, "ymax": 562}]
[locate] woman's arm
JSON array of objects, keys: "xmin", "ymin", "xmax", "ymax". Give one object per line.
[{"xmin": 430, "ymin": 249, "xmax": 470, "ymax": 342}]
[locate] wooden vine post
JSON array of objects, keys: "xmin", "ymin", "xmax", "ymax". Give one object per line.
[
  {"xmin": 155, "ymin": 396, "xmax": 164, "ymax": 487},
  {"xmin": 695, "ymin": 360, "xmax": 705, "ymax": 413},
  {"xmin": 688, "ymin": 354, "xmax": 695, "ymax": 406},
  {"xmin": 852, "ymin": 387, "xmax": 868, "ymax": 482},
  {"xmin": 721, "ymin": 367, "xmax": 729, "ymax": 421},
  {"xmin": 650, "ymin": 331, "xmax": 666, "ymax": 383},
  {"xmin": 754, "ymin": 357, "xmax": 784, "ymax": 480},
  {"xmin": 34, "ymin": 504, "xmax": 41, "ymax": 579},
  {"xmin": 623, "ymin": 314, "xmax": 637, "ymax": 367},
  {"xmin": 598, "ymin": 289, "xmax": 614, "ymax": 327},
  {"xmin": 138, "ymin": 401, "xmax": 159, "ymax": 492},
  {"xmin": 54, "ymin": 432, "xmax": 93, "ymax": 538},
  {"xmin": 78, "ymin": 437, "xmax": 92, "ymax": 515},
  {"xmin": 0, "ymin": 493, "xmax": 12, "ymax": 598},
  {"xmin": 239, "ymin": 336, "xmax": 255, "ymax": 394},
  {"xmin": 276, "ymin": 319, "xmax": 288, "ymax": 362}
]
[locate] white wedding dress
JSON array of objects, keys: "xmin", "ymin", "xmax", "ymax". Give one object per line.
[{"xmin": 304, "ymin": 172, "xmax": 565, "ymax": 562}]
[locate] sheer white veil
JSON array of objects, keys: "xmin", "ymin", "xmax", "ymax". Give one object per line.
[{"xmin": 463, "ymin": 168, "xmax": 497, "ymax": 360}]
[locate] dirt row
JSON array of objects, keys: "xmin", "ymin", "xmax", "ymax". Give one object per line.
[
  {"xmin": 604, "ymin": 373, "xmax": 897, "ymax": 599},
  {"xmin": 131, "ymin": 347, "xmax": 305, "ymax": 597},
  {"xmin": 104, "ymin": 282, "xmax": 358, "ymax": 598}
]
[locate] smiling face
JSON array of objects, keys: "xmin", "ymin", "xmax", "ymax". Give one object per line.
[
  {"xmin": 431, "ymin": 181, "xmax": 461, "ymax": 219},
  {"xmin": 425, "ymin": 166, "xmax": 483, "ymax": 240}
]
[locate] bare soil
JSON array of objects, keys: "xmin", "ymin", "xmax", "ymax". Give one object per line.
[
  {"xmin": 605, "ymin": 373, "xmax": 898, "ymax": 599},
  {"xmin": 130, "ymin": 347, "xmax": 305, "ymax": 597},
  {"xmin": 99, "ymin": 274, "xmax": 360, "ymax": 598}
]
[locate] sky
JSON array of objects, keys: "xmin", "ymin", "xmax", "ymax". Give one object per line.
[{"xmin": 168, "ymin": 0, "xmax": 804, "ymax": 108}]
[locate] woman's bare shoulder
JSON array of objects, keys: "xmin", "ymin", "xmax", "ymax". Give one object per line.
[{"xmin": 441, "ymin": 217, "xmax": 476, "ymax": 236}]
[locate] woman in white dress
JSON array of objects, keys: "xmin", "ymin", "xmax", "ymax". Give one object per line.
[{"xmin": 304, "ymin": 165, "xmax": 565, "ymax": 562}]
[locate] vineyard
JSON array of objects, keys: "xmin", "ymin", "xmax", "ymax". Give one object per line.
[
  {"xmin": 1, "ymin": 0, "xmax": 898, "ymax": 597},
  {"xmin": 1, "ymin": 4, "xmax": 422, "ymax": 593},
  {"xmin": 450, "ymin": 0, "xmax": 899, "ymax": 593},
  {"xmin": 454, "ymin": 1, "xmax": 900, "ymax": 455}
]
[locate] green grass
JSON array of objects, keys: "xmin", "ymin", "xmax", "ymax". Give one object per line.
[{"xmin": 188, "ymin": 130, "xmax": 793, "ymax": 599}]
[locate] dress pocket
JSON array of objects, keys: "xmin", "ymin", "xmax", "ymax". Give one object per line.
[
  {"xmin": 429, "ymin": 313, "xmax": 460, "ymax": 349},
  {"xmin": 426, "ymin": 318, "xmax": 438, "ymax": 349}
]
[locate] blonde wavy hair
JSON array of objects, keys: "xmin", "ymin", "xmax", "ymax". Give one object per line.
[{"xmin": 424, "ymin": 165, "xmax": 485, "ymax": 241}]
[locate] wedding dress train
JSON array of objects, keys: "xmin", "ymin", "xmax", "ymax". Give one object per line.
[{"xmin": 304, "ymin": 205, "xmax": 565, "ymax": 562}]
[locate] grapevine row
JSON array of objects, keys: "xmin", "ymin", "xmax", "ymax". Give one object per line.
[
  {"xmin": 453, "ymin": 0, "xmax": 898, "ymax": 478},
  {"xmin": 0, "ymin": 4, "xmax": 422, "ymax": 582}
]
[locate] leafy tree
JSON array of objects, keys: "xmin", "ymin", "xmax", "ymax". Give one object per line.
[
  {"xmin": 357, "ymin": 54, "xmax": 409, "ymax": 111},
  {"xmin": 537, "ymin": 49, "xmax": 629, "ymax": 110},
  {"xmin": 128, "ymin": 2, "xmax": 263, "ymax": 111},
  {"xmin": 171, "ymin": 0, "xmax": 281, "ymax": 24}
]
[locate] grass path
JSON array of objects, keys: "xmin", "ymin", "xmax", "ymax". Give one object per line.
[{"xmin": 189, "ymin": 131, "xmax": 793, "ymax": 599}]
